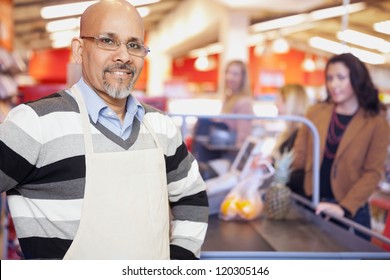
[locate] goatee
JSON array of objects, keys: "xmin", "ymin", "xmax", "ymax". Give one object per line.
[
  {"xmin": 104, "ymin": 81, "xmax": 135, "ymax": 99},
  {"xmin": 103, "ymin": 63, "xmax": 136, "ymax": 99}
]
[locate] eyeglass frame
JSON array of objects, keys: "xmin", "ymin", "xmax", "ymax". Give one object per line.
[{"xmin": 80, "ymin": 35, "xmax": 150, "ymax": 57}]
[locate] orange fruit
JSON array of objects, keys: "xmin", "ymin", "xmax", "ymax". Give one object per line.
[
  {"xmin": 220, "ymin": 196, "xmax": 238, "ymax": 217},
  {"xmin": 236, "ymin": 200, "xmax": 254, "ymax": 219}
]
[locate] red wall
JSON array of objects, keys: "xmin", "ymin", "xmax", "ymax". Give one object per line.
[
  {"xmin": 29, "ymin": 48, "xmax": 71, "ymax": 84},
  {"xmin": 249, "ymin": 47, "xmax": 326, "ymax": 96},
  {"xmin": 171, "ymin": 48, "xmax": 325, "ymax": 97},
  {"xmin": 0, "ymin": 0, "xmax": 13, "ymax": 51},
  {"xmin": 172, "ymin": 54, "xmax": 219, "ymax": 90}
]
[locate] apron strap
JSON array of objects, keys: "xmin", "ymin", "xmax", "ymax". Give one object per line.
[
  {"xmin": 70, "ymin": 85, "xmax": 94, "ymax": 155},
  {"xmin": 142, "ymin": 117, "xmax": 162, "ymax": 150}
]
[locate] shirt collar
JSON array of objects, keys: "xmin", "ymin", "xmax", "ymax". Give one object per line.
[{"xmin": 74, "ymin": 78, "xmax": 145, "ymax": 123}]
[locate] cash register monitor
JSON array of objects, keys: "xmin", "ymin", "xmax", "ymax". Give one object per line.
[
  {"xmin": 206, "ymin": 137, "xmax": 263, "ymax": 213},
  {"xmin": 231, "ymin": 140, "xmax": 256, "ymax": 174}
]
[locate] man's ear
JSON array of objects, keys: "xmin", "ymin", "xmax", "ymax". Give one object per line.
[{"xmin": 71, "ymin": 37, "xmax": 83, "ymax": 64}]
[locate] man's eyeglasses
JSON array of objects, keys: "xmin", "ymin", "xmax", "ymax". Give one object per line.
[{"xmin": 81, "ymin": 36, "xmax": 150, "ymax": 57}]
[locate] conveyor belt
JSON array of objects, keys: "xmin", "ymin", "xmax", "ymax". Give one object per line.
[
  {"xmin": 201, "ymin": 200, "xmax": 390, "ymax": 259},
  {"xmin": 203, "ymin": 207, "xmax": 346, "ymax": 252}
]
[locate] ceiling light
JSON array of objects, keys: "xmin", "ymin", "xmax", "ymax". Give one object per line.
[
  {"xmin": 137, "ymin": 7, "xmax": 151, "ymax": 17},
  {"xmin": 50, "ymin": 30, "xmax": 79, "ymax": 41},
  {"xmin": 272, "ymin": 38, "xmax": 290, "ymax": 53},
  {"xmin": 41, "ymin": 0, "xmax": 158, "ymax": 19},
  {"xmin": 302, "ymin": 56, "xmax": 316, "ymax": 72},
  {"xmin": 194, "ymin": 55, "xmax": 216, "ymax": 72},
  {"xmin": 309, "ymin": 37, "xmax": 385, "ymax": 65},
  {"xmin": 205, "ymin": 43, "xmax": 224, "ymax": 55},
  {"xmin": 309, "ymin": 2, "xmax": 366, "ymax": 20},
  {"xmin": 251, "ymin": 14, "xmax": 308, "ymax": 33},
  {"xmin": 52, "ymin": 39, "xmax": 73, "ymax": 49},
  {"xmin": 41, "ymin": 1, "xmax": 96, "ymax": 19},
  {"xmin": 126, "ymin": 0, "xmax": 160, "ymax": 5},
  {"xmin": 50, "ymin": 29, "xmax": 80, "ymax": 49},
  {"xmin": 247, "ymin": 34, "xmax": 265, "ymax": 46},
  {"xmin": 309, "ymin": 37, "xmax": 349, "ymax": 54},
  {"xmin": 188, "ymin": 44, "xmax": 223, "ymax": 58},
  {"xmin": 46, "ymin": 18, "xmax": 80, "ymax": 33},
  {"xmin": 350, "ymin": 48, "xmax": 386, "ymax": 65},
  {"xmin": 337, "ymin": 29, "xmax": 390, "ymax": 53},
  {"xmin": 250, "ymin": 2, "xmax": 366, "ymax": 34},
  {"xmin": 374, "ymin": 20, "xmax": 390, "ymax": 35}
]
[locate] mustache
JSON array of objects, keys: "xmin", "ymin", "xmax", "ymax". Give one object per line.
[{"xmin": 104, "ymin": 63, "xmax": 136, "ymax": 75}]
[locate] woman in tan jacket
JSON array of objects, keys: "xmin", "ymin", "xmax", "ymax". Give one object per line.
[{"xmin": 293, "ymin": 53, "xmax": 389, "ymax": 238}]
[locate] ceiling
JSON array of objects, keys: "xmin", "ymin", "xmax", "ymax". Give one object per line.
[
  {"xmin": 12, "ymin": 0, "xmax": 390, "ymax": 65},
  {"xmin": 13, "ymin": 0, "xmax": 182, "ymax": 50}
]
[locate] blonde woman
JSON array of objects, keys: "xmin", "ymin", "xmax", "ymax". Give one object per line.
[
  {"xmin": 193, "ymin": 60, "xmax": 254, "ymax": 163},
  {"xmin": 220, "ymin": 60, "xmax": 254, "ymax": 147},
  {"xmin": 270, "ymin": 84, "xmax": 310, "ymax": 196},
  {"xmin": 273, "ymin": 84, "xmax": 310, "ymax": 154}
]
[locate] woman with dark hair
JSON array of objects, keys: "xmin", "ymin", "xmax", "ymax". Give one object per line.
[{"xmin": 292, "ymin": 53, "xmax": 389, "ymax": 239}]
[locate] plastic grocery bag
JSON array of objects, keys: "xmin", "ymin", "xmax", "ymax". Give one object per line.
[{"xmin": 219, "ymin": 160, "xmax": 274, "ymax": 221}]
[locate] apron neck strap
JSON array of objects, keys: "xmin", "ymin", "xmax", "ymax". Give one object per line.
[
  {"xmin": 70, "ymin": 85, "xmax": 94, "ymax": 154},
  {"xmin": 141, "ymin": 117, "xmax": 162, "ymax": 150}
]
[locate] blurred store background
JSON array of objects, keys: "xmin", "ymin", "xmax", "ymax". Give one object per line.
[
  {"xmin": 2, "ymin": 0, "xmax": 389, "ymax": 106},
  {"xmin": 3, "ymin": 0, "xmax": 390, "ymax": 159}
]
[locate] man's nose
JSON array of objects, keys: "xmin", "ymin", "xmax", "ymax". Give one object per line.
[{"xmin": 113, "ymin": 43, "xmax": 132, "ymax": 63}]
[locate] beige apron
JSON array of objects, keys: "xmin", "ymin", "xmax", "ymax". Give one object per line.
[{"xmin": 64, "ymin": 86, "xmax": 170, "ymax": 260}]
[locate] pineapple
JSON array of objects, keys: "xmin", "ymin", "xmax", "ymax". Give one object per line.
[{"xmin": 264, "ymin": 150, "xmax": 294, "ymax": 220}]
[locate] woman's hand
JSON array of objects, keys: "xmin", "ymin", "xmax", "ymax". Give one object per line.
[{"xmin": 315, "ymin": 202, "xmax": 345, "ymax": 217}]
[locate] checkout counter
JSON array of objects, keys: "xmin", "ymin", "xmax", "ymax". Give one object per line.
[{"xmin": 201, "ymin": 194, "xmax": 390, "ymax": 259}]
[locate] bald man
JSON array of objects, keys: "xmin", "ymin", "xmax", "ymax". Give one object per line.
[{"xmin": 0, "ymin": 0, "xmax": 208, "ymax": 260}]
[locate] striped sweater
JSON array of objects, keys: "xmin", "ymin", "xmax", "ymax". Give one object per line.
[{"xmin": 0, "ymin": 91, "xmax": 208, "ymax": 259}]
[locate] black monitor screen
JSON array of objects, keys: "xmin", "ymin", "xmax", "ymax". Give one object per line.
[{"xmin": 236, "ymin": 142, "xmax": 255, "ymax": 172}]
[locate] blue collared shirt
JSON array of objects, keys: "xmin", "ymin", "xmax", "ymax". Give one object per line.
[{"xmin": 69, "ymin": 79, "xmax": 145, "ymax": 140}]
